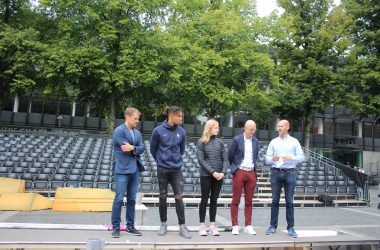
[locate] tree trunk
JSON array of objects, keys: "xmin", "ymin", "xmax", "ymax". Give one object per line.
[
  {"xmin": 303, "ymin": 112, "xmax": 312, "ymax": 149},
  {"xmin": 107, "ymin": 83, "xmax": 116, "ymax": 134},
  {"xmin": 0, "ymin": 80, "xmax": 7, "ymax": 111},
  {"xmin": 0, "ymin": 94, "xmax": 3, "ymax": 111},
  {"xmin": 3, "ymin": 0, "xmax": 11, "ymax": 23}
]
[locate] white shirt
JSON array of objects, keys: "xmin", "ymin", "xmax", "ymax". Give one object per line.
[{"xmin": 240, "ymin": 135, "xmax": 254, "ymax": 169}]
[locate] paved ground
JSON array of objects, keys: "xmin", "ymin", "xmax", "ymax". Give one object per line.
[{"xmin": 0, "ymin": 186, "xmax": 379, "ymax": 249}]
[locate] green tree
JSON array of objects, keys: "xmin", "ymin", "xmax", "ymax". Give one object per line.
[
  {"xmin": 341, "ymin": 0, "xmax": 380, "ymax": 119},
  {"xmin": 0, "ymin": 0, "xmax": 45, "ymax": 110},
  {"xmin": 158, "ymin": 0, "xmax": 277, "ymax": 119},
  {"xmin": 270, "ymin": 0, "xmax": 354, "ymax": 147},
  {"xmin": 39, "ymin": 0, "xmax": 168, "ymax": 132}
]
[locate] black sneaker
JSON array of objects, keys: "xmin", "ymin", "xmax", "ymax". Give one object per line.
[
  {"xmin": 111, "ymin": 228, "xmax": 120, "ymax": 238},
  {"xmin": 126, "ymin": 226, "xmax": 142, "ymax": 236}
]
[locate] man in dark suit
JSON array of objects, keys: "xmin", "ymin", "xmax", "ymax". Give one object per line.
[
  {"xmin": 111, "ymin": 107, "xmax": 145, "ymax": 238},
  {"xmin": 228, "ymin": 120, "xmax": 260, "ymax": 235}
]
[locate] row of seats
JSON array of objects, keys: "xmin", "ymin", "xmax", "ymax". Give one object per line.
[
  {"xmin": 293, "ymin": 160, "xmax": 356, "ymax": 194},
  {"xmin": 0, "ymin": 111, "xmax": 106, "ymax": 130},
  {"xmin": 0, "ymin": 132, "xmax": 358, "ymax": 197},
  {"xmin": 0, "ymin": 164, "xmax": 357, "ymax": 196},
  {"xmin": 295, "ymin": 179, "xmax": 357, "ymax": 195}
]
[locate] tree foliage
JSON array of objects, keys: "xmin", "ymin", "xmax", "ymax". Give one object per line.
[
  {"xmin": 0, "ymin": 0, "xmax": 378, "ymax": 135},
  {"xmin": 341, "ymin": 0, "xmax": 380, "ymax": 119},
  {"xmin": 0, "ymin": 0, "xmax": 45, "ymax": 109},
  {"xmin": 160, "ymin": 0, "xmax": 277, "ymax": 118},
  {"xmin": 39, "ymin": 0, "xmax": 168, "ymax": 131},
  {"xmin": 269, "ymin": 0, "xmax": 355, "ymax": 147}
]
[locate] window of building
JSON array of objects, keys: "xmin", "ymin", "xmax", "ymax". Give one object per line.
[
  {"xmin": 374, "ymin": 123, "xmax": 380, "ymax": 139},
  {"xmin": 44, "ymin": 101, "xmax": 58, "ymax": 115},
  {"xmin": 324, "ymin": 118, "xmax": 334, "ymax": 135},
  {"xmin": 363, "ymin": 122, "xmax": 373, "ymax": 138},
  {"xmin": 335, "ymin": 119, "xmax": 353, "ymax": 136},
  {"xmin": 31, "ymin": 99, "xmax": 43, "ymax": 113},
  {"xmin": 353, "ymin": 120, "xmax": 360, "ymax": 137},
  {"xmin": 290, "ymin": 119, "xmax": 302, "ymax": 132},
  {"xmin": 2, "ymin": 98, "xmax": 13, "ymax": 111},
  {"xmin": 58, "ymin": 101, "xmax": 72, "ymax": 116},
  {"xmin": 74, "ymin": 102, "xmax": 86, "ymax": 116},
  {"xmin": 18, "ymin": 98, "xmax": 30, "ymax": 113}
]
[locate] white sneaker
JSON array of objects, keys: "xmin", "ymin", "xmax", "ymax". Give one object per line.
[
  {"xmin": 244, "ymin": 225, "xmax": 257, "ymax": 235},
  {"xmin": 231, "ymin": 225, "xmax": 239, "ymax": 235},
  {"xmin": 198, "ymin": 225, "xmax": 207, "ymax": 236}
]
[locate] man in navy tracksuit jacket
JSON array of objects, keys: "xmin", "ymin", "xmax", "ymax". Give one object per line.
[{"xmin": 149, "ymin": 106, "xmax": 191, "ymax": 239}]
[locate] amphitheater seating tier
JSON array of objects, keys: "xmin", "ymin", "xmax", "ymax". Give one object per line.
[{"xmin": 0, "ymin": 131, "xmax": 363, "ymax": 207}]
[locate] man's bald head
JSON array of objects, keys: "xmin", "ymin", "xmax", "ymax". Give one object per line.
[
  {"xmin": 245, "ymin": 120, "xmax": 256, "ymax": 127},
  {"xmin": 244, "ymin": 120, "xmax": 257, "ymax": 139},
  {"xmin": 279, "ymin": 120, "xmax": 289, "ymax": 126},
  {"xmin": 277, "ymin": 119, "xmax": 290, "ymax": 137}
]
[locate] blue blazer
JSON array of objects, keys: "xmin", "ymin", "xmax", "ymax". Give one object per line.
[
  {"xmin": 227, "ymin": 134, "xmax": 260, "ymax": 175},
  {"xmin": 112, "ymin": 123, "xmax": 145, "ymax": 174}
]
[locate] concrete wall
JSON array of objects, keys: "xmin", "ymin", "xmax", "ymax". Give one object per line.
[{"xmin": 363, "ymin": 151, "xmax": 380, "ymax": 174}]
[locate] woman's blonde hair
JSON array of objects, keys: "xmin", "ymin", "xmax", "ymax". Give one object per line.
[{"xmin": 200, "ymin": 119, "xmax": 219, "ymax": 144}]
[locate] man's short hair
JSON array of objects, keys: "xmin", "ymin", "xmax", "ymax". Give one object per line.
[
  {"xmin": 124, "ymin": 107, "xmax": 141, "ymax": 117},
  {"xmin": 164, "ymin": 106, "xmax": 182, "ymax": 117}
]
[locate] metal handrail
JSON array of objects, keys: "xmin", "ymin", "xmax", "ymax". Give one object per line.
[{"xmin": 302, "ymin": 147, "xmax": 370, "ymax": 202}]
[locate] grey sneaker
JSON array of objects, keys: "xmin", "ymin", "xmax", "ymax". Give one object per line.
[
  {"xmin": 288, "ymin": 227, "xmax": 298, "ymax": 238},
  {"xmin": 158, "ymin": 223, "xmax": 167, "ymax": 236},
  {"xmin": 179, "ymin": 226, "xmax": 192, "ymax": 239},
  {"xmin": 265, "ymin": 225, "xmax": 277, "ymax": 235},
  {"xmin": 111, "ymin": 228, "xmax": 120, "ymax": 238}
]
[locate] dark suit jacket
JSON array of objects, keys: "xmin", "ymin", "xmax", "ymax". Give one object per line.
[{"xmin": 227, "ymin": 134, "xmax": 260, "ymax": 175}]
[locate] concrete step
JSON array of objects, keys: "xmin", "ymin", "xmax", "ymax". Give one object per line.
[{"xmin": 141, "ymin": 196, "xmax": 368, "ymax": 208}]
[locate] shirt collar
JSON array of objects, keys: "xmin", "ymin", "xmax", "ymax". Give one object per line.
[
  {"xmin": 279, "ymin": 134, "xmax": 289, "ymax": 140},
  {"xmin": 244, "ymin": 135, "xmax": 252, "ymax": 141}
]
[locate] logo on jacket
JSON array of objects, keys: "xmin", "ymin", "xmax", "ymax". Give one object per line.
[{"xmin": 177, "ymin": 133, "xmax": 180, "ymax": 138}]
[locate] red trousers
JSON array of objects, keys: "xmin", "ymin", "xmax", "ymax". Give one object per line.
[{"xmin": 230, "ymin": 169, "xmax": 257, "ymax": 226}]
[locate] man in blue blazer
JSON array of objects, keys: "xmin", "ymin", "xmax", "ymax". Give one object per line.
[
  {"xmin": 111, "ymin": 107, "xmax": 145, "ymax": 238},
  {"xmin": 228, "ymin": 120, "xmax": 260, "ymax": 235}
]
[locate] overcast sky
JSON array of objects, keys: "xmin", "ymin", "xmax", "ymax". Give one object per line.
[{"xmin": 256, "ymin": 0, "xmax": 342, "ymax": 17}]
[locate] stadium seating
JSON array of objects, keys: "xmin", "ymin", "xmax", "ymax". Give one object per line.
[{"xmin": 0, "ymin": 131, "xmax": 364, "ymax": 207}]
